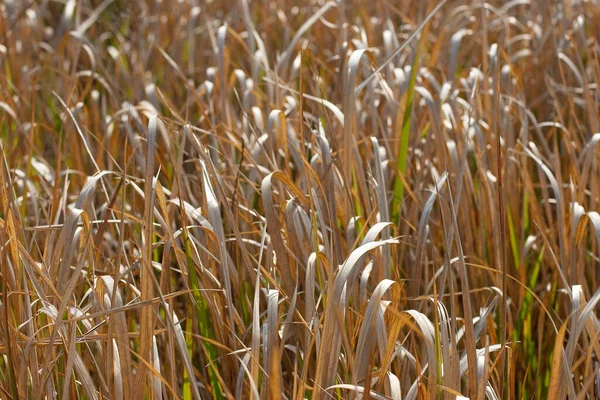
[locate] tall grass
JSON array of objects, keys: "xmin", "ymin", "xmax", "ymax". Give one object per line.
[{"xmin": 1, "ymin": 0, "xmax": 600, "ymax": 398}]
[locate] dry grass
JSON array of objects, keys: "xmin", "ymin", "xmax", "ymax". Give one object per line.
[{"xmin": 1, "ymin": 0, "xmax": 600, "ymax": 398}]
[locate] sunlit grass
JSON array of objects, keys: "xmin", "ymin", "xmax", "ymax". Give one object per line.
[{"xmin": 1, "ymin": 1, "xmax": 600, "ymax": 399}]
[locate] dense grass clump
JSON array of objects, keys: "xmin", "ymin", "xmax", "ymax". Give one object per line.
[{"xmin": 2, "ymin": 0, "xmax": 600, "ymax": 398}]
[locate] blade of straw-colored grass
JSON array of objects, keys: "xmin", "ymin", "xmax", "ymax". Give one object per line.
[
  {"xmin": 152, "ymin": 337, "xmax": 163, "ymax": 399},
  {"xmin": 235, "ymin": 354, "xmax": 260, "ymax": 400},
  {"xmin": 480, "ymin": 339, "xmax": 490, "ymax": 394},
  {"xmin": 404, "ymin": 309, "xmax": 438, "ymax": 396},
  {"xmin": 459, "ymin": 344, "xmax": 503, "ymax": 377},
  {"xmin": 308, "ymin": 191, "xmax": 329, "ymax": 271},
  {"xmin": 263, "ymin": 289, "xmax": 282, "ymax": 398},
  {"xmin": 55, "ymin": 0, "xmax": 75, "ymax": 41},
  {"xmin": 353, "ymin": 279, "xmax": 399, "ymax": 383},
  {"xmin": 371, "ymin": 137, "xmax": 391, "ymax": 279},
  {"xmin": 186, "ymin": 7, "xmax": 201, "ymax": 75},
  {"xmin": 548, "ymin": 321, "xmax": 569, "ymax": 400},
  {"xmin": 449, "ymin": 29, "xmax": 473, "ymax": 79},
  {"xmin": 217, "ymin": 24, "xmax": 230, "ymax": 127},
  {"xmin": 342, "ymin": 49, "xmax": 375, "ymax": 219},
  {"xmin": 280, "ymin": 269, "xmax": 301, "ymax": 351},
  {"xmin": 250, "ymin": 225, "xmax": 267, "ymax": 391},
  {"xmin": 387, "ymin": 372, "xmax": 402, "ymax": 400},
  {"xmin": 266, "ymin": 109, "xmax": 289, "ymax": 171},
  {"xmin": 359, "ymin": 261, "xmax": 374, "ymax": 306},
  {"xmin": 361, "ymin": 222, "xmax": 395, "ymax": 245},
  {"xmin": 558, "ymin": 53, "xmax": 584, "ymax": 87},
  {"xmin": 111, "ymin": 338, "xmax": 124, "ymax": 400},
  {"xmin": 305, "ymin": 250, "xmax": 323, "ymax": 335},
  {"xmin": 566, "ymin": 285, "xmax": 584, "ymax": 367},
  {"xmin": 135, "ymin": 113, "xmax": 158, "ymax": 400}
]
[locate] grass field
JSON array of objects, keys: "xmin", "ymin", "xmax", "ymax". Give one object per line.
[{"xmin": 1, "ymin": 0, "xmax": 600, "ymax": 398}]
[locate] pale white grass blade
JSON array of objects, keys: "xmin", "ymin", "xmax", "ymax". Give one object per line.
[{"xmin": 354, "ymin": 279, "xmax": 399, "ymax": 383}]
